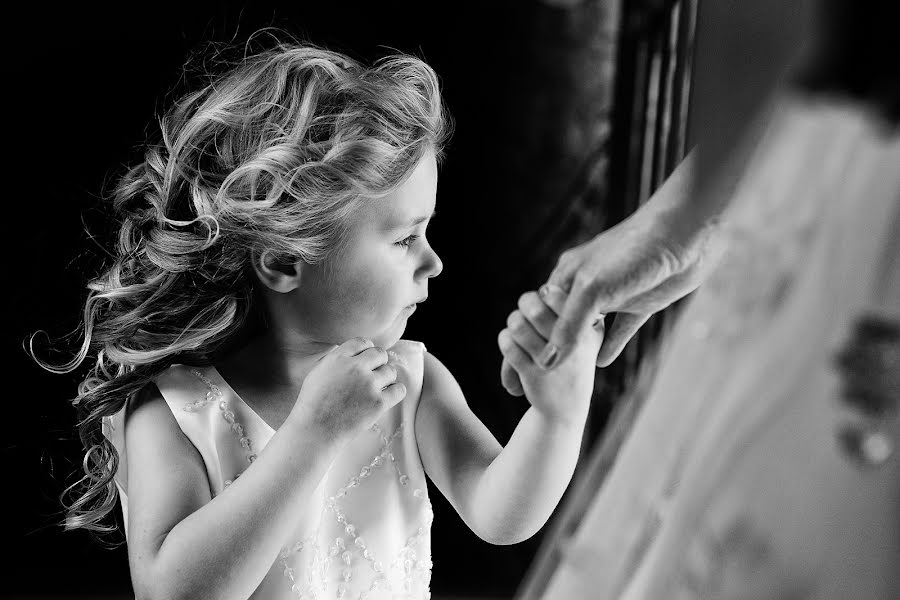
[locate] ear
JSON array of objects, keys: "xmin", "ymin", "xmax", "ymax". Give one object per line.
[{"xmin": 251, "ymin": 247, "xmax": 304, "ymax": 293}]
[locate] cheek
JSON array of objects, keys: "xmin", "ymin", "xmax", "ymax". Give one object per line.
[{"xmin": 339, "ymin": 256, "xmax": 403, "ymax": 315}]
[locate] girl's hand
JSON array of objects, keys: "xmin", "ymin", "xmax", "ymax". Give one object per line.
[
  {"xmin": 292, "ymin": 337, "xmax": 406, "ymax": 441},
  {"xmin": 498, "ymin": 286, "xmax": 604, "ymax": 427}
]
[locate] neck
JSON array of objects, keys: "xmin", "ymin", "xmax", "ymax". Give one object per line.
[{"xmin": 222, "ymin": 327, "xmax": 336, "ymax": 390}]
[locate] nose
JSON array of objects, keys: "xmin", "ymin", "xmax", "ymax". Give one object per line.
[{"xmin": 419, "ymin": 241, "xmax": 443, "ymax": 280}]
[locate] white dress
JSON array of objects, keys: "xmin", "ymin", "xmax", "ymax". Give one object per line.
[
  {"xmin": 103, "ymin": 339, "xmax": 434, "ymax": 600},
  {"xmin": 538, "ymin": 95, "xmax": 900, "ymax": 599}
]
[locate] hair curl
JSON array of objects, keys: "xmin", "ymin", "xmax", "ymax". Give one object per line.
[{"xmin": 26, "ymin": 33, "xmax": 451, "ymax": 544}]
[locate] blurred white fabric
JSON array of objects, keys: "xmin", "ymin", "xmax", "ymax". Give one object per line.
[{"xmin": 540, "ymin": 93, "xmax": 900, "ymax": 600}]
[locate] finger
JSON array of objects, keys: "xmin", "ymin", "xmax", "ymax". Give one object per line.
[
  {"xmin": 546, "ymin": 247, "xmax": 583, "ymax": 295},
  {"xmin": 500, "ymin": 357, "xmax": 525, "ymax": 397},
  {"xmin": 372, "ymin": 363, "xmax": 398, "ymax": 389},
  {"xmin": 546, "ymin": 247, "xmax": 679, "ymax": 314},
  {"xmin": 507, "ymin": 309, "xmax": 548, "ymax": 362},
  {"xmin": 539, "ymin": 277, "xmax": 599, "ymax": 369},
  {"xmin": 498, "ymin": 328, "xmax": 533, "ymax": 372},
  {"xmin": 356, "ymin": 345, "xmax": 389, "ymax": 369},
  {"xmin": 595, "ymin": 313, "xmax": 651, "ymax": 367},
  {"xmin": 537, "ymin": 283, "xmax": 568, "ymax": 316},
  {"xmin": 380, "ymin": 381, "xmax": 407, "ymax": 410},
  {"xmin": 315, "ymin": 344, "xmax": 342, "ymax": 363},
  {"xmin": 517, "ymin": 291, "xmax": 557, "ymax": 339},
  {"xmin": 342, "ymin": 337, "xmax": 375, "ymax": 357},
  {"xmin": 541, "ymin": 282, "xmax": 608, "ymax": 341}
]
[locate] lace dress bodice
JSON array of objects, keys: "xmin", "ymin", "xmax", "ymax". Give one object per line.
[{"xmin": 103, "ymin": 340, "xmax": 434, "ymax": 600}]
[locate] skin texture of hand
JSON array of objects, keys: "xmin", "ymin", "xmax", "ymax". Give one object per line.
[
  {"xmin": 501, "ymin": 195, "xmax": 726, "ymax": 396},
  {"xmin": 498, "ymin": 286, "xmax": 604, "ymax": 422}
]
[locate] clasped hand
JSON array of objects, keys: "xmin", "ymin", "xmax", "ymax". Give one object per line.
[
  {"xmin": 497, "ymin": 286, "xmax": 604, "ymax": 427},
  {"xmin": 500, "ymin": 186, "xmax": 727, "ymax": 397}
]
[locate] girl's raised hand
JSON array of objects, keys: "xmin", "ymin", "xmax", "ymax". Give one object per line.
[
  {"xmin": 498, "ymin": 286, "xmax": 604, "ymax": 427},
  {"xmin": 292, "ymin": 337, "xmax": 407, "ymax": 442}
]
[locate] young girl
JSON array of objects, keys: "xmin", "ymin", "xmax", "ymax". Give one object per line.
[{"xmin": 33, "ymin": 38, "xmax": 603, "ymax": 600}]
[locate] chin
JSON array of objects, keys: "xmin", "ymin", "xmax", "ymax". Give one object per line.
[
  {"xmin": 373, "ymin": 332, "xmax": 403, "ymax": 350},
  {"xmin": 372, "ymin": 322, "xmax": 407, "ymax": 349}
]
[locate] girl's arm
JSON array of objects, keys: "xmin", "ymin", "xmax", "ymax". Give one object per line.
[
  {"xmin": 125, "ymin": 383, "xmax": 344, "ymax": 600},
  {"xmin": 416, "ymin": 350, "xmax": 590, "ymax": 546}
]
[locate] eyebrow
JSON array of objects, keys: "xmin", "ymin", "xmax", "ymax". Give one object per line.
[{"xmin": 392, "ymin": 209, "xmax": 437, "ymax": 230}]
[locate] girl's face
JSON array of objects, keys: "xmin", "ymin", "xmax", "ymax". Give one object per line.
[{"xmin": 294, "ymin": 148, "xmax": 442, "ymax": 349}]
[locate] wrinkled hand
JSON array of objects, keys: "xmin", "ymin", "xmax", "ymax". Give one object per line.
[
  {"xmin": 502, "ymin": 200, "xmax": 726, "ymax": 396},
  {"xmin": 498, "ymin": 286, "xmax": 604, "ymax": 424}
]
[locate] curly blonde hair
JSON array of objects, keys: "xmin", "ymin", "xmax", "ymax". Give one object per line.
[{"xmin": 27, "ymin": 34, "xmax": 451, "ymax": 543}]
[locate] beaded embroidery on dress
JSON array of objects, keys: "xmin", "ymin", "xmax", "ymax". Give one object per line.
[{"xmin": 102, "ymin": 339, "xmax": 433, "ymax": 600}]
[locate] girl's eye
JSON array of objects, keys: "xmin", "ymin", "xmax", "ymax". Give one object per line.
[{"xmin": 396, "ymin": 234, "xmax": 419, "ymax": 249}]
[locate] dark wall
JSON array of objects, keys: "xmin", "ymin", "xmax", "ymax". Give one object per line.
[{"xmin": 4, "ymin": 1, "xmax": 615, "ymax": 597}]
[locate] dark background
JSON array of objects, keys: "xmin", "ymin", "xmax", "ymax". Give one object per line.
[
  {"xmin": 4, "ymin": 1, "xmax": 619, "ymax": 597},
  {"xmin": 7, "ymin": 1, "xmax": 899, "ymax": 598}
]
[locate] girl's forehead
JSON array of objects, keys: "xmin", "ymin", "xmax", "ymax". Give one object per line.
[
  {"xmin": 352, "ymin": 197, "xmax": 435, "ymax": 237},
  {"xmin": 358, "ymin": 152, "xmax": 438, "ymax": 229}
]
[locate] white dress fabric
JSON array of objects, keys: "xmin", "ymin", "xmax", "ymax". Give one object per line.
[
  {"xmin": 103, "ymin": 339, "xmax": 434, "ymax": 600},
  {"xmin": 538, "ymin": 95, "xmax": 900, "ymax": 599}
]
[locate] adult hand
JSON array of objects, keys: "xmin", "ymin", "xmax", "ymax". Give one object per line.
[{"xmin": 501, "ymin": 197, "xmax": 726, "ymax": 396}]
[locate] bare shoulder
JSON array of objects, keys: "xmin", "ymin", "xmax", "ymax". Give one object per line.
[
  {"xmin": 422, "ymin": 349, "xmax": 459, "ymax": 397},
  {"xmin": 423, "ymin": 350, "xmax": 456, "ymax": 385},
  {"xmin": 422, "ymin": 349, "xmax": 440, "ymax": 378},
  {"xmin": 123, "ymin": 380, "xmax": 212, "ymax": 575},
  {"xmin": 123, "ymin": 380, "xmax": 204, "ymax": 464}
]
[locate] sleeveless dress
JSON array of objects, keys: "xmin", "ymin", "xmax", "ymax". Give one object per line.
[
  {"xmin": 102, "ymin": 339, "xmax": 434, "ymax": 600},
  {"xmin": 537, "ymin": 94, "xmax": 900, "ymax": 599}
]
